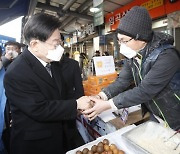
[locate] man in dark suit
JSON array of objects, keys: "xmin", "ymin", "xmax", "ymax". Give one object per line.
[{"xmin": 3, "ymin": 13, "xmax": 91, "ymax": 154}]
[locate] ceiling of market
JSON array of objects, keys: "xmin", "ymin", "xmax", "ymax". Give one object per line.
[
  {"xmin": 0, "ymin": 0, "xmax": 133, "ymax": 35},
  {"xmin": 32, "ymin": 0, "xmax": 133, "ymax": 34}
]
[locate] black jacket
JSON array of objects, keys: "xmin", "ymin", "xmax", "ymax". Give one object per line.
[
  {"xmin": 4, "ymin": 49, "xmax": 77, "ymax": 154},
  {"xmin": 59, "ymin": 56, "xmax": 85, "ymax": 151},
  {"xmin": 103, "ymin": 32, "xmax": 180, "ymax": 130},
  {"xmin": 60, "ymin": 56, "xmax": 84, "ymax": 99}
]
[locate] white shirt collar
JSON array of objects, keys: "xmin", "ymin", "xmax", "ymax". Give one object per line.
[
  {"xmin": 35, "ymin": 56, "xmax": 47, "ymax": 67},
  {"xmin": 28, "ymin": 47, "xmax": 47, "ymax": 67}
]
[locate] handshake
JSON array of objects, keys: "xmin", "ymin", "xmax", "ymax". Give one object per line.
[{"xmin": 76, "ymin": 94, "xmax": 111, "ymax": 121}]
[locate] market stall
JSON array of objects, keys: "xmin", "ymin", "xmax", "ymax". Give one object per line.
[
  {"xmin": 77, "ymin": 56, "xmax": 150, "ymax": 143},
  {"xmin": 68, "ymin": 122, "xmax": 180, "ymax": 154}
]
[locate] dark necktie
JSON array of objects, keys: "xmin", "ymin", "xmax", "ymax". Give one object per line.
[{"xmin": 45, "ymin": 63, "xmax": 52, "ymax": 77}]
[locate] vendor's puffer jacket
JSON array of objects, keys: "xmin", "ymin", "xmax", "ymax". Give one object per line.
[{"xmin": 140, "ymin": 43, "xmax": 180, "ymax": 130}]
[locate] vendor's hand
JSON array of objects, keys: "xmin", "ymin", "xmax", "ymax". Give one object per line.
[
  {"xmin": 5, "ymin": 52, "xmax": 13, "ymax": 60},
  {"xmin": 92, "ymin": 92, "xmax": 108, "ymax": 101},
  {"xmin": 90, "ymin": 94, "xmax": 102, "ymax": 100},
  {"xmin": 82, "ymin": 97, "xmax": 111, "ymax": 121},
  {"xmin": 76, "ymin": 96, "xmax": 92, "ymax": 111}
]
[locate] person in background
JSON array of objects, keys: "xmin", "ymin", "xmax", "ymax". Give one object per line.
[
  {"xmin": 83, "ymin": 6, "xmax": 180, "ymax": 130},
  {"xmin": 103, "ymin": 51, "xmax": 109, "ymax": 56},
  {"xmin": 1, "ymin": 41, "xmax": 21, "ymax": 70},
  {"xmin": 3, "ymin": 13, "xmax": 91, "ymax": 154},
  {"xmin": 94, "ymin": 50, "xmax": 100, "ymax": 57},
  {"xmin": 1, "ymin": 41, "xmax": 21, "ymax": 153},
  {"xmin": 79, "ymin": 53, "xmax": 89, "ymax": 80}
]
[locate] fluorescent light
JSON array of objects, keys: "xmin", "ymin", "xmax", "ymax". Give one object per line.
[{"xmin": 90, "ymin": 7, "xmax": 100, "ymax": 13}]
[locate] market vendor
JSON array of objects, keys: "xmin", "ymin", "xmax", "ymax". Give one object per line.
[{"xmin": 83, "ymin": 6, "xmax": 180, "ymax": 130}]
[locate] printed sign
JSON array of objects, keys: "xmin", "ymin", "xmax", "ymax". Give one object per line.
[
  {"xmin": 93, "ymin": 56, "xmax": 115, "ymax": 76},
  {"xmin": 141, "ymin": 0, "xmax": 163, "ymax": 10}
]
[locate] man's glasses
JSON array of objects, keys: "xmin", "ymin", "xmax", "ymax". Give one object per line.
[
  {"xmin": 42, "ymin": 39, "xmax": 63, "ymax": 48},
  {"xmin": 118, "ymin": 38, "xmax": 133, "ymax": 44}
]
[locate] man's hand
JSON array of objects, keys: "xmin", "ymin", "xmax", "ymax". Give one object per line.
[
  {"xmin": 82, "ymin": 97, "xmax": 111, "ymax": 121},
  {"xmin": 5, "ymin": 51, "xmax": 13, "ymax": 60},
  {"xmin": 76, "ymin": 96, "xmax": 92, "ymax": 111}
]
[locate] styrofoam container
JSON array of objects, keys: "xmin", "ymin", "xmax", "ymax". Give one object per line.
[{"xmin": 122, "ymin": 121, "xmax": 180, "ymax": 154}]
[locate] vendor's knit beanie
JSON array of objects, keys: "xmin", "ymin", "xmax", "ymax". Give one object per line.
[{"xmin": 118, "ymin": 6, "xmax": 152, "ymax": 41}]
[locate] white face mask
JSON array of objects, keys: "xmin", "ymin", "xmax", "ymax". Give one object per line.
[
  {"xmin": 8, "ymin": 50, "xmax": 19, "ymax": 59},
  {"xmin": 46, "ymin": 45, "xmax": 64, "ymax": 61},
  {"xmin": 120, "ymin": 43, "xmax": 137, "ymax": 59},
  {"xmin": 11, "ymin": 50, "xmax": 19, "ymax": 59}
]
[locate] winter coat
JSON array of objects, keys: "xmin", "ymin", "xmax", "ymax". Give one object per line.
[{"xmin": 102, "ymin": 32, "xmax": 180, "ymax": 130}]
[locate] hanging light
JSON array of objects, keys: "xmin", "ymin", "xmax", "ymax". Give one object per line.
[{"xmin": 90, "ymin": 7, "xmax": 100, "ymax": 13}]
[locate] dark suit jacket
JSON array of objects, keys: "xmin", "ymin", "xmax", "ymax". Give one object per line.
[
  {"xmin": 4, "ymin": 48, "xmax": 78, "ymax": 154},
  {"xmin": 60, "ymin": 56, "xmax": 84, "ymax": 99},
  {"xmin": 60, "ymin": 57, "xmax": 85, "ymax": 151}
]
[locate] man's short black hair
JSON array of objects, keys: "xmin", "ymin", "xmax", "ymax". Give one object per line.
[
  {"xmin": 23, "ymin": 13, "xmax": 61, "ymax": 44},
  {"xmin": 5, "ymin": 41, "xmax": 21, "ymax": 49}
]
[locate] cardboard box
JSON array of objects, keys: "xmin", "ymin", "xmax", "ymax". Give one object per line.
[
  {"xmin": 83, "ymin": 72, "xmax": 118, "ymax": 95},
  {"xmin": 76, "ymin": 108, "xmax": 150, "ymax": 143},
  {"xmin": 109, "ymin": 110, "xmax": 150, "ymax": 129}
]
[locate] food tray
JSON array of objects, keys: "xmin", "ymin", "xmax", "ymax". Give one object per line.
[
  {"xmin": 66, "ymin": 125, "xmax": 136, "ymax": 154},
  {"xmin": 66, "ymin": 137, "xmax": 115, "ymax": 154},
  {"xmin": 122, "ymin": 121, "xmax": 180, "ymax": 154}
]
